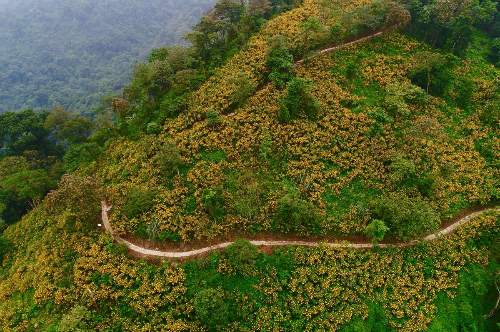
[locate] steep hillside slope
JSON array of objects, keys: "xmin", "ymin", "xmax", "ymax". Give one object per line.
[
  {"xmin": 0, "ymin": 0, "xmax": 499, "ymax": 330},
  {"xmin": 100, "ymin": 0, "xmax": 499, "ymax": 245}
]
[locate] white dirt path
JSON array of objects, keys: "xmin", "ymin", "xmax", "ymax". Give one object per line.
[
  {"xmin": 293, "ymin": 31, "xmax": 384, "ymax": 67},
  {"xmin": 101, "ymin": 201, "xmax": 499, "ymax": 258}
]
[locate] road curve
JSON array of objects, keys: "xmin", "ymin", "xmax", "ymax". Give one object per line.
[{"xmin": 101, "ymin": 201, "xmax": 498, "ymax": 258}]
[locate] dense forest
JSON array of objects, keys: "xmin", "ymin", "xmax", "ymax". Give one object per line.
[
  {"xmin": 0, "ymin": 0, "xmax": 500, "ymax": 330},
  {"xmin": 0, "ymin": 0, "xmax": 217, "ymax": 114}
]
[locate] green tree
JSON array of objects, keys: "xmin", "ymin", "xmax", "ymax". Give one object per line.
[
  {"xmin": 194, "ymin": 288, "xmax": 229, "ymax": 329},
  {"xmin": 367, "ymin": 109, "xmax": 391, "ymax": 137},
  {"xmin": 265, "ymin": 34, "xmax": 295, "ymax": 89},
  {"xmin": 275, "ymin": 185, "xmax": 320, "ymax": 234},
  {"xmin": 299, "ymin": 16, "xmax": 325, "ymax": 58},
  {"xmin": 278, "ymin": 77, "xmax": 321, "ymax": 123},
  {"xmin": 249, "ymin": 0, "xmax": 273, "ymax": 17},
  {"xmin": 389, "ymin": 153, "xmax": 416, "ymax": 183},
  {"xmin": 0, "ymin": 110, "xmax": 62, "ymax": 157},
  {"xmin": 62, "ymin": 142, "xmax": 102, "ymax": 173},
  {"xmin": 412, "ymin": 51, "xmax": 448, "ymax": 94},
  {"xmin": 1, "ymin": 169, "xmax": 56, "ymax": 209},
  {"xmin": 373, "ymin": 193, "xmax": 439, "ymax": 239},
  {"xmin": 44, "ymin": 106, "xmax": 95, "ymax": 145},
  {"xmin": 384, "ymin": 81, "xmax": 426, "ymax": 116},
  {"xmin": 206, "ymin": 108, "xmax": 222, "ymax": 127},
  {"xmin": 225, "ymin": 238, "xmax": 259, "ymax": 274},
  {"xmin": 365, "ymin": 219, "xmax": 389, "ymax": 243},
  {"xmin": 201, "ymin": 188, "xmax": 225, "ymax": 220},
  {"xmin": 0, "ymin": 155, "xmax": 61, "ymax": 223},
  {"xmin": 44, "ymin": 175, "xmax": 101, "ymax": 226},
  {"xmin": 154, "ymin": 140, "xmax": 183, "ymax": 175},
  {"xmin": 228, "ymin": 72, "xmax": 256, "ymax": 109},
  {"xmin": 384, "ymin": 1, "xmax": 411, "ymax": 30},
  {"xmin": 121, "ymin": 188, "xmax": 158, "ymax": 221},
  {"xmin": 479, "ymin": 100, "xmax": 500, "ymax": 128}
]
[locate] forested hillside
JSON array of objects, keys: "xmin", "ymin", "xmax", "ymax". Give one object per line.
[
  {"xmin": 0, "ymin": 0, "xmax": 500, "ymax": 330},
  {"xmin": 0, "ymin": 0, "xmax": 217, "ymax": 114}
]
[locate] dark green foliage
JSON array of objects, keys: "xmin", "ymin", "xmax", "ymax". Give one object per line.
[
  {"xmin": 345, "ymin": 60, "xmax": 358, "ymax": 86},
  {"xmin": 194, "ymin": 288, "xmax": 229, "ymax": 329},
  {"xmin": 278, "ymin": 97, "xmax": 291, "ymax": 123},
  {"xmin": 479, "ymin": 100, "xmax": 500, "ymax": 127},
  {"xmin": 278, "ymin": 77, "xmax": 321, "ymax": 123},
  {"xmin": 0, "ymin": 110, "xmax": 65, "ymax": 223},
  {"xmin": 0, "ymin": 236, "xmax": 12, "ymax": 264},
  {"xmin": 329, "ymin": 23, "xmax": 343, "ymax": 46},
  {"xmin": 275, "ymin": 185, "xmax": 321, "ymax": 234},
  {"xmin": 154, "ymin": 140, "xmax": 183, "ymax": 175},
  {"xmin": 123, "ymin": 189, "xmax": 157, "ymax": 220},
  {"xmin": 406, "ymin": 0, "xmax": 497, "ymax": 56},
  {"xmin": 224, "ymin": 238, "xmax": 259, "ymax": 274},
  {"xmin": 389, "ymin": 153, "xmax": 415, "ymax": 183},
  {"xmin": 186, "ymin": 0, "xmax": 298, "ymax": 70},
  {"xmin": 1, "ymin": 169, "xmax": 57, "ymax": 208},
  {"xmin": 410, "ymin": 52, "xmax": 457, "ymax": 96},
  {"xmin": 365, "ymin": 219, "xmax": 389, "ymax": 243},
  {"xmin": 206, "ymin": 108, "xmax": 222, "ymax": 127},
  {"xmin": 344, "ymin": 0, "xmax": 388, "ymax": 35},
  {"xmin": 0, "ymin": 218, "xmax": 6, "ymax": 233},
  {"xmin": 228, "ymin": 72, "xmax": 256, "ymax": 109},
  {"xmin": 384, "ymin": 81, "xmax": 426, "ymax": 116},
  {"xmin": 157, "ymin": 231, "xmax": 182, "ymax": 243},
  {"xmin": 259, "ymin": 127, "xmax": 272, "ymax": 160},
  {"xmin": 416, "ymin": 175, "xmax": 436, "ymax": 198},
  {"xmin": 63, "ymin": 143, "xmax": 102, "ymax": 173},
  {"xmin": 299, "ymin": 16, "xmax": 325, "ymax": 57},
  {"xmin": 367, "ymin": 108, "xmax": 391, "ymax": 137},
  {"xmin": 373, "ymin": 193, "xmax": 439, "ymax": 239},
  {"xmin": 0, "ymin": 110, "xmax": 63, "ymax": 157},
  {"xmin": 0, "ymin": 191, "xmax": 30, "ymax": 225},
  {"xmin": 44, "ymin": 107, "xmax": 95, "ymax": 145},
  {"xmin": 453, "ymin": 77, "xmax": 476, "ymax": 110},
  {"xmin": 201, "ymin": 188, "xmax": 225, "ymax": 220},
  {"xmin": 265, "ymin": 35, "xmax": 295, "ymax": 89},
  {"xmin": 105, "ymin": 238, "xmax": 129, "ymax": 256},
  {"xmin": 427, "ymin": 264, "xmax": 499, "ymax": 332},
  {"xmin": 339, "ymin": 302, "xmax": 395, "ymax": 332},
  {"xmin": 0, "ymin": 0, "xmax": 216, "ymax": 113},
  {"xmin": 488, "ymin": 38, "xmax": 500, "ymax": 64},
  {"xmin": 123, "ymin": 45, "xmax": 195, "ymax": 124}
]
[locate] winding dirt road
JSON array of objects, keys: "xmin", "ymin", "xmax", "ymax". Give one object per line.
[
  {"xmin": 293, "ymin": 31, "xmax": 384, "ymax": 67},
  {"xmin": 101, "ymin": 201, "xmax": 498, "ymax": 258}
]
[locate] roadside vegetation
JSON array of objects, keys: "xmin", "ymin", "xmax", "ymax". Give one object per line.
[{"xmin": 0, "ymin": 0, "xmax": 500, "ymax": 330}]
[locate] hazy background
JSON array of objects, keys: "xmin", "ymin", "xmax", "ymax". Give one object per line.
[{"xmin": 0, "ymin": 0, "xmax": 217, "ymax": 114}]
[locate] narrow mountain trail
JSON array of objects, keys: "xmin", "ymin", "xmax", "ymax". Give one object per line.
[
  {"xmin": 100, "ymin": 31, "xmax": 498, "ymax": 259},
  {"xmin": 101, "ymin": 201, "xmax": 499, "ymax": 258},
  {"xmin": 222, "ymin": 31, "xmax": 384, "ymax": 118},
  {"xmin": 293, "ymin": 31, "xmax": 384, "ymax": 67}
]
